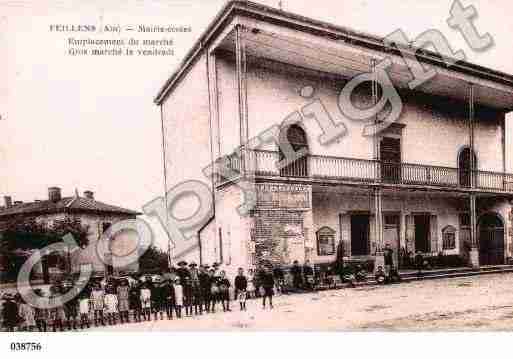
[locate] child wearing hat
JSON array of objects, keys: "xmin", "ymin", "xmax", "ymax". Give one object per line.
[
  {"xmin": 173, "ymin": 278, "xmax": 183, "ymax": 318},
  {"xmin": 189, "ymin": 262, "xmax": 201, "ymax": 316}
]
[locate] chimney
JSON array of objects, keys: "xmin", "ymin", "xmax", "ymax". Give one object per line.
[
  {"xmin": 84, "ymin": 190, "xmax": 94, "ymax": 200},
  {"xmin": 3, "ymin": 196, "xmax": 12, "ymax": 208},
  {"xmin": 48, "ymin": 187, "xmax": 62, "ymax": 202}
]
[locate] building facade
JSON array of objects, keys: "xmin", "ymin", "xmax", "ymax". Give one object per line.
[
  {"xmin": 156, "ymin": 1, "xmax": 513, "ymax": 277},
  {"xmin": 0, "ymin": 187, "xmax": 140, "ymax": 280}
]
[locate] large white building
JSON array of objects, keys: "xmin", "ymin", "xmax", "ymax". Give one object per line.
[{"xmin": 155, "ymin": 1, "xmax": 513, "ymax": 277}]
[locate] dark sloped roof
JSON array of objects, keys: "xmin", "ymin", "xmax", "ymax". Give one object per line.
[
  {"xmin": 0, "ymin": 196, "xmax": 140, "ymax": 218},
  {"xmin": 154, "ymin": 0, "xmax": 513, "ymax": 105}
]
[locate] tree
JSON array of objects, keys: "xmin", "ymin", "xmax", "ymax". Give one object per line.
[
  {"xmin": 0, "ymin": 215, "xmax": 89, "ymax": 282},
  {"xmin": 138, "ymin": 245, "xmax": 169, "ymax": 274}
]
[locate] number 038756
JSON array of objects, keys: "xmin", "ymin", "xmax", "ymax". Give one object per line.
[{"xmin": 10, "ymin": 342, "xmax": 42, "ymax": 351}]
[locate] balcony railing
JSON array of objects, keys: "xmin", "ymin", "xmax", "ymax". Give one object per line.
[{"xmin": 216, "ymin": 149, "xmax": 513, "ymax": 193}]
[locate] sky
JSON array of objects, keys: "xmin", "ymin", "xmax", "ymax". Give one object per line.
[{"xmin": 1, "ymin": 0, "xmax": 512, "ymax": 216}]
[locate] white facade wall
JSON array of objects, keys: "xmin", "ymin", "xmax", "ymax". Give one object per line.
[{"xmin": 215, "ymin": 58, "xmax": 506, "ymax": 171}]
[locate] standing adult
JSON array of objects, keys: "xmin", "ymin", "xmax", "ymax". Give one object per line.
[
  {"xmin": 273, "ymin": 266, "xmax": 285, "ymax": 295},
  {"xmin": 189, "ymin": 262, "xmax": 201, "ymax": 315},
  {"xmin": 303, "ymin": 260, "xmax": 314, "ymax": 291},
  {"xmin": 291, "ymin": 260, "xmax": 303, "ymax": 291},
  {"xmin": 384, "ymin": 243, "xmax": 394, "ymax": 279},
  {"xmin": 261, "ymin": 266, "xmax": 275, "ymax": 309},
  {"xmin": 198, "ymin": 265, "xmax": 211, "ymax": 313}
]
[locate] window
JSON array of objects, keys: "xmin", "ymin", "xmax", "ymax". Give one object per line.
[
  {"xmin": 102, "ymin": 222, "xmax": 112, "ymax": 233},
  {"xmin": 380, "ymin": 137, "xmax": 401, "ymax": 183},
  {"xmin": 458, "ymin": 147, "xmax": 477, "ymax": 188},
  {"xmin": 442, "ymin": 225, "xmax": 456, "ymax": 250},
  {"xmin": 218, "ymin": 228, "xmax": 223, "ymax": 263},
  {"xmin": 316, "ymin": 226, "xmax": 336, "ymax": 256},
  {"xmin": 279, "ymin": 124, "xmax": 308, "ymax": 177},
  {"xmin": 459, "ymin": 213, "xmax": 470, "ymax": 228}
]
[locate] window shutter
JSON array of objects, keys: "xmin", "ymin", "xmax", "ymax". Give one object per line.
[
  {"xmin": 339, "ymin": 214, "xmax": 351, "ymax": 256},
  {"xmin": 369, "ymin": 215, "xmax": 376, "ymax": 254},
  {"xmin": 430, "ymin": 215, "xmax": 438, "ymax": 254},
  {"xmin": 406, "ymin": 215, "xmax": 415, "ymax": 253}
]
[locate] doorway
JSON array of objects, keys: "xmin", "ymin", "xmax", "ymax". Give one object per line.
[
  {"xmin": 383, "ymin": 214, "xmax": 400, "ymax": 265},
  {"xmin": 458, "ymin": 147, "xmax": 477, "ymax": 188},
  {"xmin": 478, "ymin": 213, "xmax": 504, "ymax": 265},
  {"xmin": 380, "ymin": 137, "xmax": 401, "ymax": 183},
  {"xmin": 351, "ymin": 214, "xmax": 370, "ymax": 256},
  {"xmin": 414, "ymin": 214, "xmax": 431, "ymax": 253}
]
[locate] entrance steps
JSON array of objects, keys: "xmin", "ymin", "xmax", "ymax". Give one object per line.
[
  {"xmin": 352, "ymin": 265, "xmax": 513, "ymax": 286},
  {"xmin": 397, "ymin": 265, "xmax": 513, "ymax": 282}
]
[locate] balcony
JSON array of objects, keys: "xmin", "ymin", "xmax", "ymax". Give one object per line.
[{"xmin": 216, "ymin": 150, "xmax": 513, "ymax": 194}]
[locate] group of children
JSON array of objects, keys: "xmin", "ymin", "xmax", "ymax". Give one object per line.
[{"xmin": 0, "ymin": 261, "xmax": 277, "ymax": 331}]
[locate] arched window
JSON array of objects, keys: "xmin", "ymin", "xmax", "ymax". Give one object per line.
[
  {"xmin": 316, "ymin": 226, "xmax": 336, "ymax": 256},
  {"xmin": 442, "ymin": 225, "xmax": 456, "ymax": 250},
  {"xmin": 458, "ymin": 147, "xmax": 477, "ymax": 188},
  {"xmin": 279, "ymin": 125, "xmax": 308, "ymax": 177}
]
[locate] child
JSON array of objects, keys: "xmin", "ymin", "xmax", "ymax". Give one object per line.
[
  {"xmin": 34, "ymin": 289, "xmax": 49, "ymax": 332},
  {"xmin": 261, "ymin": 266, "xmax": 275, "ymax": 309},
  {"xmin": 50, "ymin": 286, "xmax": 65, "ymax": 331},
  {"xmin": 104, "ymin": 287, "xmax": 118, "ymax": 325},
  {"xmin": 246, "ymin": 269, "xmax": 256, "ymax": 299},
  {"xmin": 1, "ymin": 293, "xmax": 19, "ymax": 331},
  {"xmin": 234, "ymin": 267, "xmax": 248, "ymax": 311},
  {"xmin": 217, "ymin": 270, "xmax": 231, "ymax": 312},
  {"xmin": 117, "ymin": 279, "xmax": 130, "ymax": 324},
  {"xmin": 18, "ymin": 296, "xmax": 36, "ymax": 331},
  {"xmin": 152, "ymin": 279, "xmax": 165, "ymax": 321},
  {"xmin": 140, "ymin": 283, "xmax": 152, "ymax": 321},
  {"xmin": 209, "ymin": 269, "xmax": 219, "ymax": 313},
  {"xmin": 78, "ymin": 293, "xmax": 91, "ymax": 329},
  {"xmin": 129, "ymin": 282, "xmax": 142, "ymax": 322},
  {"xmin": 162, "ymin": 279, "xmax": 175, "ymax": 320},
  {"xmin": 63, "ymin": 286, "xmax": 79, "ymax": 330},
  {"xmin": 90, "ymin": 283, "xmax": 105, "ymax": 326},
  {"xmin": 173, "ymin": 278, "xmax": 183, "ymax": 318},
  {"xmin": 375, "ymin": 266, "xmax": 386, "ymax": 285}
]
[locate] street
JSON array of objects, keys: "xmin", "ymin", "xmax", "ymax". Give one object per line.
[{"xmin": 91, "ymin": 273, "xmax": 513, "ymax": 331}]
